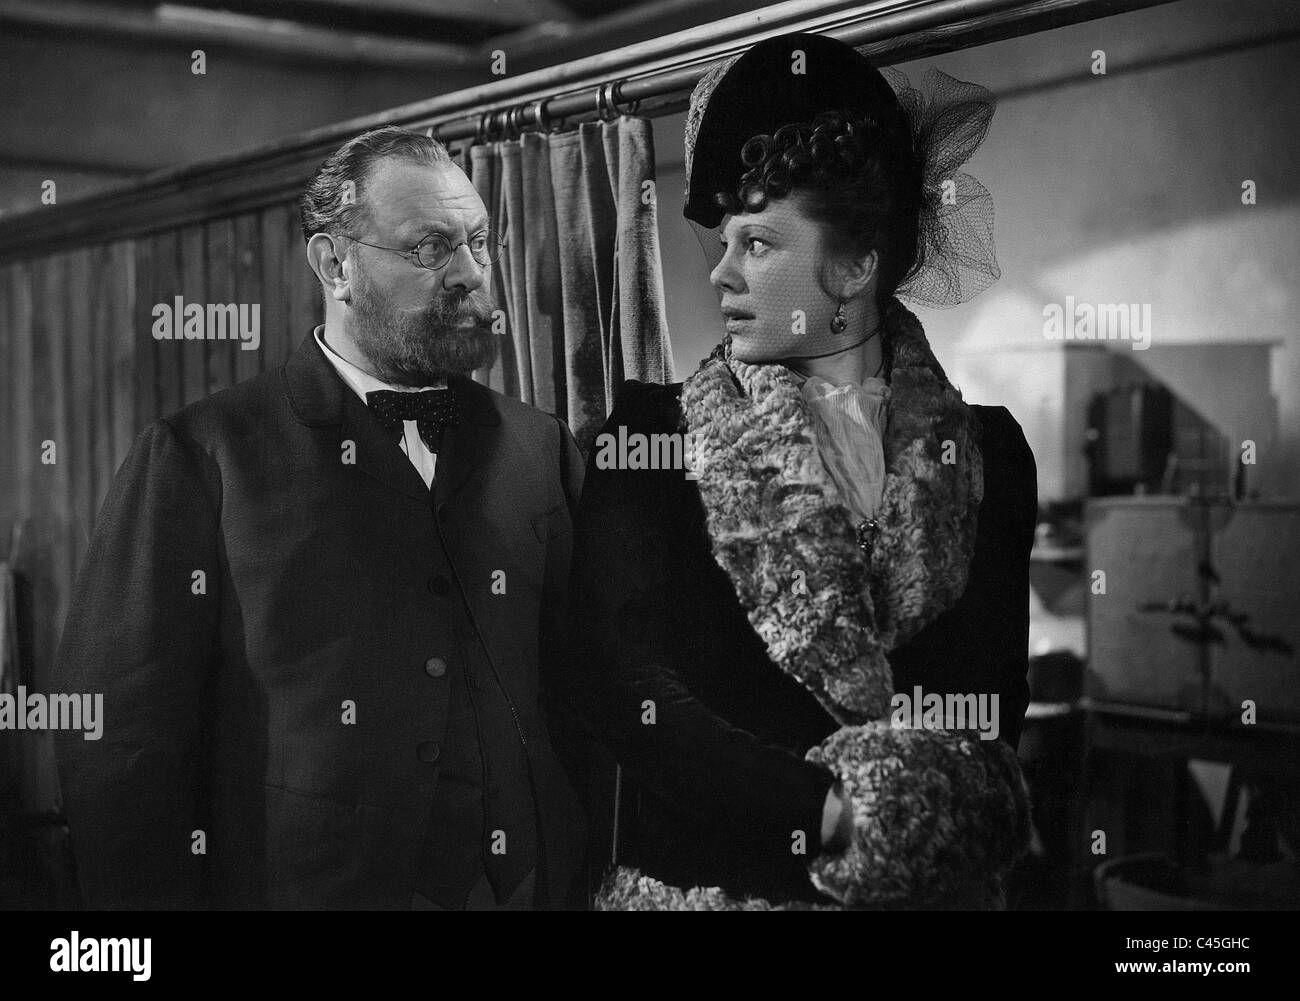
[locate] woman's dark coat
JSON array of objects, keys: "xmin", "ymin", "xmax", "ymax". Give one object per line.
[{"xmin": 561, "ymin": 373, "xmax": 1038, "ymax": 905}]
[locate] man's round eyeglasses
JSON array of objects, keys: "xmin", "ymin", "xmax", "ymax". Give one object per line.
[{"xmin": 342, "ymin": 230, "xmax": 505, "ymax": 271}]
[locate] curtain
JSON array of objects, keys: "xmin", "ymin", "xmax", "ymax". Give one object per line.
[{"xmin": 464, "ymin": 115, "xmax": 674, "ymax": 452}]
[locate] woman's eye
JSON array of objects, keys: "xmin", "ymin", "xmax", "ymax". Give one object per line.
[{"xmin": 745, "ymin": 237, "xmax": 770, "ymax": 254}]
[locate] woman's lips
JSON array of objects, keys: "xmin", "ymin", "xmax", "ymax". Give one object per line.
[{"xmin": 722, "ymin": 306, "xmax": 754, "ymax": 331}]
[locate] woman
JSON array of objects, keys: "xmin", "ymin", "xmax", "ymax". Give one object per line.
[{"xmin": 563, "ymin": 33, "xmax": 1037, "ymax": 909}]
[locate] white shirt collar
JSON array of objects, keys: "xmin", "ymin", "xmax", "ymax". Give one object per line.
[{"xmin": 313, "ymin": 325, "xmax": 446, "ymax": 403}]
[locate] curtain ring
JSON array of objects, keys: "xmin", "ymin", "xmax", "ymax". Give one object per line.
[
  {"xmin": 596, "ymin": 81, "xmax": 617, "ymax": 121},
  {"xmin": 609, "ymin": 80, "xmax": 634, "ymax": 117},
  {"xmin": 475, "ymin": 111, "xmax": 491, "ymax": 145},
  {"xmin": 531, "ymin": 98, "xmax": 551, "ymax": 133},
  {"xmin": 599, "ymin": 79, "xmax": 634, "ymax": 119}
]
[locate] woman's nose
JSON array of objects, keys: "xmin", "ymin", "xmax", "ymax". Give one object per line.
[{"xmin": 710, "ymin": 250, "xmax": 742, "ymax": 293}]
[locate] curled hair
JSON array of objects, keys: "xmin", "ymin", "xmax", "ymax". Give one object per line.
[
  {"xmin": 298, "ymin": 126, "xmax": 453, "ymax": 245},
  {"xmin": 714, "ymin": 110, "xmax": 924, "ymax": 305}
]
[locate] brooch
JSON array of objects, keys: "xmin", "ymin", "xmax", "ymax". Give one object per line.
[{"xmin": 855, "ymin": 517, "xmax": 879, "ymax": 555}]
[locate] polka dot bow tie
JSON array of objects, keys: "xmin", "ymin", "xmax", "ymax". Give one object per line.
[{"xmin": 365, "ymin": 388, "xmax": 461, "ymax": 453}]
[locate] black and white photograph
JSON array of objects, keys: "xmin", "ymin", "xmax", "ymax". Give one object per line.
[{"xmin": 0, "ymin": 0, "xmax": 1295, "ymax": 980}]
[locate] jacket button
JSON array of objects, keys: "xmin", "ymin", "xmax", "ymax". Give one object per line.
[
  {"xmin": 416, "ymin": 741, "xmax": 441, "ymax": 763},
  {"xmin": 427, "ymin": 574, "xmax": 450, "ymax": 596},
  {"xmin": 424, "ymin": 656, "xmax": 447, "ymax": 678}
]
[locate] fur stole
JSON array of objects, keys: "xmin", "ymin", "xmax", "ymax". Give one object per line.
[{"xmin": 679, "ymin": 297, "xmax": 983, "ymax": 725}]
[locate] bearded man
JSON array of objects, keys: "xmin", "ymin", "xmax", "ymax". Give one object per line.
[{"xmin": 52, "ymin": 127, "xmax": 587, "ymax": 911}]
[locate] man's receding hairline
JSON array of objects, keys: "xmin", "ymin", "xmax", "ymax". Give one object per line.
[
  {"xmin": 366, "ymin": 151, "xmax": 461, "ymax": 180},
  {"xmin": 363, "ymin": 156, "xmax": 483, "ymax": 234}
]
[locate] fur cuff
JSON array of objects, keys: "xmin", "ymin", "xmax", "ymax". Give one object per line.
[
  {"xmin": 806, "ymin": 722, "xmax": 1031, "ymax": 907},
  {"xmin": 593, "ymin": 867, "xmax": 837, "ymax": 911},
  {"xmin": 593, "ymin": 724, "xmax": 1029, "ymax": 912}
]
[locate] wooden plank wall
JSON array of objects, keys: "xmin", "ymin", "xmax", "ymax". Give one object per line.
[{"xmin": 0, "ymin": 201, "xmax": 319, "ymax": 815}]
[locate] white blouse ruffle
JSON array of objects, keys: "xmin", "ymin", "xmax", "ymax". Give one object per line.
[{"xmin": 799, "ymin": 373, "xmax": 891, "ymax": 523}]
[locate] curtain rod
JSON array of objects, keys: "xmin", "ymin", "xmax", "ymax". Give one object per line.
[
  {"xmin": 0, "ymin": 0, "xmax": 1176, "ymax": 260},
  {"xmin": 431, "ymin": 0, "xmax": 1173, "ymax": 144}
]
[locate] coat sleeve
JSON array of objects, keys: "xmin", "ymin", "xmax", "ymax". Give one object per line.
[
  {"xmin": 538, "ymin": 413, "xmax": 585, "ymax": 663},
  {"xmin": 808, "ymin": 405, "xmax": 1038, "ymax": 906},
  {"xmin": 561, "ymin": 383, "xmax": 835, "ymax": 855},
  {"xmin": 533, "ymin": 414, "xmax": 593, "ymax": 909},
  {"xmin": 53, "ymin": 417, "xmax": 222, "ymax": 909},
  {"xmin": 537, "ymin": 415, "xmax": 587, "ymax": 766},
  {"xmin": 979, "ymin": 405, "xmax": 1037, "ymax": 748},
  {"xmin": 887, "ymin": 404, "xmax": 1038, "ymax": 749}
]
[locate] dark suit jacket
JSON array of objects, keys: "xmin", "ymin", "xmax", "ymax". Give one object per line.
[
  {"xmin": 563, "ymin": 379, "xmax": 1037, "ymax": 904},
  {"xmin": 53, "ymin": 331, "xmax": 587, "ymax": 910}
]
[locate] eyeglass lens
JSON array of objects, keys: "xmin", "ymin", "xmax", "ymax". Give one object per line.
[{"xmin": 415, "ymin": 231, "xmax": 502, "ymax": 269}]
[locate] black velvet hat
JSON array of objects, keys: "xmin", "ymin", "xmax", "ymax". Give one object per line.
[
  {"xmin": 683, "ymin": 32, "xmax": 908, "ymax": 228},
  {"xmin": 682, "ymin": 31, "xmax": 1003, "ymax": 308}
]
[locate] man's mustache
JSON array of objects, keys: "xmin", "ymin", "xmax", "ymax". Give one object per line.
[{"xmin": 424, "ymin": 293, "xmax": 494, "ymax": 327}]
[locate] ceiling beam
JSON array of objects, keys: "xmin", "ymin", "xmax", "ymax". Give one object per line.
[
  {"xmin": 265, "ymin": 0, "xmax": 579, "ymax": 28},
  {"xmin": 0, "ymin": 0, "xmax": 753, "ymax": 74},
  {"xmin": 0, "ymin": 0, "xmax": 481, "ymax": 68},
  {"xmin": 0, "ymin": 153, "xmax": 150, "ymax": 177}
]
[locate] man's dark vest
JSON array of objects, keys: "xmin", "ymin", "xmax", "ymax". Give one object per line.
[{"xmin": 411, "ymin": 506, "xmax": 539, "ymax": 908}]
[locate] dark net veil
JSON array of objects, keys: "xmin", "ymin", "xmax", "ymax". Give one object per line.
[{"xmin": 687, "ymin": 60, "xmax": 1001, "ymax": 311}]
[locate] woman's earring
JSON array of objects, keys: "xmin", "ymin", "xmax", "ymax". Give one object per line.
[{"xmin": 830, "ymin": 300, "xmax": 848, "ymax": 334}]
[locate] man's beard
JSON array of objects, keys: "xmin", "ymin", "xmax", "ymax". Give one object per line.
[{"xmin": 348, "ymin": 265, "xmax": 499, "ymax": 385}]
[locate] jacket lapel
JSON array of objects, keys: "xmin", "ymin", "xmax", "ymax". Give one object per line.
[
  {"xmin": 434, "ymin": 376, "xmax": 502, "ymax": 509},
  {"xmin": 342, "ymin": 391, "xmax": 431, "ymax": 503},
  {"xmin": 281, "ymin": 329, "xmax": 434, "ymax": 504}
]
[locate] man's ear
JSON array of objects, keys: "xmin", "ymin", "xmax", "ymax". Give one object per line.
[{"xmin": 306, "ymin": 234, "xmax": 351, "ymax": 303}]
